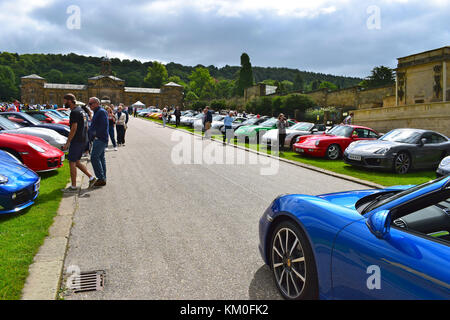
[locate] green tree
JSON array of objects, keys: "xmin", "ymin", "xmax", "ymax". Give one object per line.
[
  {"xmin": 319, "ymin": 81, "xmax": 338, "ymax": 91},
  {"xmin": 0, "ymin": 65, "xmax": 18, "ymax": 101},
  {"xmin": 185, "ymin": 91, "xmax": 199, "ymax": 105},
  {"xmin": 361, "ymin": 66, "xmax": 395, "ymax": 88},
  {"xmin": 189, "ymin": 67, "xmax": 215, "ymax": 100},
  {"xmin": 46, "ymin": 69, "xmax": 64, "ymax": 83},
  {"xmin": 293, "ymin": 73, "xmax": 304, "ymax": 91},
  {"xmin": 311, "ymin": 80, "xmax": 321, "ymax": 91},
  {"xmin": 143, "ymin": 61, "xmax": 168, "ymax": 88},
  {"xmin": 237, "ymin": 53, "xmax": 254, "ymax": 96}
]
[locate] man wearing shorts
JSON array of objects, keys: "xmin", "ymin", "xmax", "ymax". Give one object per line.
[{"xmin": 62, "ymin": 93, "xmax": 97, "ymax": 193}]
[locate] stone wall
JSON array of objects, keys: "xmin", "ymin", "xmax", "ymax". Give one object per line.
[
  {"xmin": 354, "ymin": 101, "xmax": 450, "ymax": 136},
  {"xmin": 358, "ymin": 85, "xmax": 395, "ymax": 109}
]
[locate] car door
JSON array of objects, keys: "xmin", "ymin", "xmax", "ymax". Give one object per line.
[
  {"xmin": 331, "ymin": 190, "xmax": 450, "ymax": 299},
  {"xmin": 415, "ymin": 133, "xmax": 443, "ymax": 168}
]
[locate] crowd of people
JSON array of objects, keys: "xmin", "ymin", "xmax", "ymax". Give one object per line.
[{"xmin": 61, "ymin": 93, "xmax": 133, "ymax": 193}]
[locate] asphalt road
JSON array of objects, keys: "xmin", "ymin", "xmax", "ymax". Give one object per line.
[{"xmin": 63, "ymin": 117, "xmax": 366, "ymax": 300}]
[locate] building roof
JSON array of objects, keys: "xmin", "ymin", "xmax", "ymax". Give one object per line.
[
  {"xmin": 44, "ymin": 83, "xmax": 88, "ymax": 90},
  {"xmin": 164, "ymin": 82, "xmax": 183, "ymax": 87},
  {"xmin": 124, "ymin": 87, "xmax": 161, "ymax": 94},
  {"xmin": 21, "ymin": 74, "xmax": 45, "ymax": 80},
  {"xmin": 88, "ymin": 75, "xmax": 124, "ymax": 81}
]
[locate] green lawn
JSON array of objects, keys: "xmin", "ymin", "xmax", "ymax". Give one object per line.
[
  {"xmin": 0, "ymin": 162, "xmax": 70, "ymax": 300},
  {"xmin": 141, "ymin": 116, "xmax": 436, "ymax": 187}
]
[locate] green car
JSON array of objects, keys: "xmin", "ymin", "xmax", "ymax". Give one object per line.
[{"xmin": 234, "ymin": 117, "xmax": 296, "ymax": 143}]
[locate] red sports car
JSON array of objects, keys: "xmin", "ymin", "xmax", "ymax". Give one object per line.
[
  {"xmin": 0, "ymin": 132, "xmax": 65, "ymax": 172},
  {"xmin": 292, "ymin": 125, "xmax": 380, "ymax": 160}
]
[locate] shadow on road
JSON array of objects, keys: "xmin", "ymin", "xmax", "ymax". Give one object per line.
[{"xmin": 248, "ymin": 265, "xmax": 282, "ymax": 300}]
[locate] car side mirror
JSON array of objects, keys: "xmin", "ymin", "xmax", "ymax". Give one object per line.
[
  {"xmin": 366, "ymin": 210, "xmax": 391, "ymax": 239},
  {"xmin": 419, "ymin": 138, "xmax": 427, "ymax": 146}
]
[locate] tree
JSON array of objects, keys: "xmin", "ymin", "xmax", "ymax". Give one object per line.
[
  {"xmin": 361, "ymin": 66, "xmax": 395, "ymax": 88},
  {"xmin": 0, "ymin": 65, "xmax": 18, "ymax": 101},
  {"xmin": 46, "ymin": 69, "xmax": 64, "ymax": 83},
  {"xmin": 143, "ymin": 61, "xmax": 168, "ymax": 88},
  {"xmin": 311, "ymin": 80, "xmax": 321, "ymax": 91},
  {"xmin": 185, "ymin": 91, "xmax": 199, "ymax": 105},
  {"xmin": 293, "ymin": 73, "xmax": 304, "ymax": 91},
  {"xmin": 237, "ymin": 53, "xmax": 254, "ymax": 96},
  {"xmin": 319, "ymin": 81, "xmax": 338, "ymax": 91},
  {"xmin": 188, "ymin": 67, "xmax": 215, "ymax": 100}
]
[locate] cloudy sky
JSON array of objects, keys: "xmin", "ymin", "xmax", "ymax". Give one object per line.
[{"xmin": 0, "ymin": 0, "xmax": 448, "ymax": 77}]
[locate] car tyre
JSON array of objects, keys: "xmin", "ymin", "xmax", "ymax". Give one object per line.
[
  {"xmin": 393, "ymin": 152, "xmax": 411, "ymax": 174},
  {"xmin": 326, "ymin": 144, "xmax": 341, "ymax": 160},
  {"xmin": 270, "ymin": 220, "xmax": 319, "ymax": 300}
]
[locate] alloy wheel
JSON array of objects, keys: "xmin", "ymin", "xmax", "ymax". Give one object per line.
[
  {"xmin": 394, "ymin": 153, "xmax": 410, "ymax": 174},
  {"xmin": 327, "ymin": 145, "xmax": 340, "ymax": 160},
  {"xmin": 271, "ymin": 228, "xmax": 306, "ymax": 299}
]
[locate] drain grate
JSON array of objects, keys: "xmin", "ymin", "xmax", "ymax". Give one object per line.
[{"xmin": 67, "ymin": 270, "xmax": 106, "ymax": 293}]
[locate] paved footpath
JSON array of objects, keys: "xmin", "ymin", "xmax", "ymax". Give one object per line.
[{"xmin": 63, "ymin": 117, "xmax": 366, "ymax": 300}]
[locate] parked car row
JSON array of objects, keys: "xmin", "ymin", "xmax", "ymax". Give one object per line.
[{"xmin": 0, "ymin": 111, "xmax": 68, "ymax": 214}]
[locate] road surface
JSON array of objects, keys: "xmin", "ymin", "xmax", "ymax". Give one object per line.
[{"xmin": 63, "ymin": 117, "xmax": 366, "ymax": 299}]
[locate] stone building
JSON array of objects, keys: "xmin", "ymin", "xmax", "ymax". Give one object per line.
[
  {"xmin": 20, "ymin": 57, "xmax": 184, "ymax": 108},
  {"xmin": 355, "ymin": 46, "xmax": 450, "ymax": 136}
]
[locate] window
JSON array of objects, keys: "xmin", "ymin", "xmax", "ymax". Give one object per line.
[
  {"xmin": 368, "ymin": 130, "xmax": 379, "ymax": 138},
  {"xmin": 420, "ymin": 133, "xmax": 445, "ymax": 144},
  {"xmin": 353, "ymin": 128, "xmax": 370, "ymax": 138}
]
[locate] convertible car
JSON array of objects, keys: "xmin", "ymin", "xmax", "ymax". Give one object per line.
[
  {"xmin": 0, "ymin": 116, "xmax": 67, "ymax": 150},
  {"xmin": 0, "ymin": 112, "xmax": 70, "ymax": 137},
  {"xmin": 259, "ymin": 176, "xmax": 450, "ymax": 300},
  {"xmin": 344, "ymin": 128, "xmax": 450, "ymax": 174},
  {"xmin": 0, "ymin": 132, "xmax": 65, "ymax": 172},
  {"xmin": 235, "ymin": 117, "xmax": 296, "ymax": 143},
  {"xmin": 0, "ymin": 150, "xmax": 40, "ymax": 214},
  {"xmin": 293, "ymin": 125, "xmax": 380, "ymax": 160}
]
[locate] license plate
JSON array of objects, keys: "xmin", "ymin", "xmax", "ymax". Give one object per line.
[
  {"xmin": 296, "ymin": 148, "xmax": 304, "ymax": 153},
  {"xmin": 348, "ymin": 154, "xmax": 361, "ymax": 161}
]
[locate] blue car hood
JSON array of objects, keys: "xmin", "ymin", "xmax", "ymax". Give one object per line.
[{"xmin": 317, "ymin": 185, "xmax": 412, "ymax": 209}]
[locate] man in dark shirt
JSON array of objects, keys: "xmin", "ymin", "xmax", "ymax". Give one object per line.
[
  {"xmin": 174, "ymin": 106, "xmax": 181, "ymax": 127},
  {"xmin": 88, "ymin": 97, "xmax": 109, "ymax": 187},
  {"xmin": 62, "ymin": 93, "xmax": 96, "ymax": 193}
]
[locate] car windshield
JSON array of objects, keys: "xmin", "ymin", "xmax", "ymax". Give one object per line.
[
  {"xmin": 291, "ymin": 122, "xmax": 314, "ymax": 131},
  {"xmin": 8, "ymin": 112, "xmax": 41, "ymax": 125},
  {"xmin": 241, "ymin": 118, "xmax": 258, "ymax": 125},
  {"xmin": 260, "ymin": 118, "xmax": 277, "ymax": 127},
  {"xmin": 49, "ymin": 110, "xmax": 67, "ymax": 118},
  {"xmin": 213, "ymin": 115, "xmax": 224, "ymax": 121},
  {"xmin": 380, "ymin": 129, "xmax": 421, "ymax": 144},
  {"xmin": 44, "ymin": 112, "xmax": 64, "ymax": 121},
  {"xmin": 327, "ymin": 125, "xmax": 353, "ymax": 137},
  {"xmin": 0, "ymin": 116, "xmax": 22, "ymax": 129},
  {"xmin": 362, "ymin": 175, "xmax": 450, "ymax": 214}
]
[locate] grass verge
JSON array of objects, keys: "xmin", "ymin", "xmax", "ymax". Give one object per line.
[
  {"xmin": 140, "ymin": 116, "xmax": 436, "ymax": 187},
  {"xmin": 0, "ymin": 162, "xmax": 70, "ymax": 300}
]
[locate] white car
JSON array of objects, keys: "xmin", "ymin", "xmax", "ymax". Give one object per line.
[{"xmin": 0, "ymin": 116, "xmax": 67, "ymax": 150}]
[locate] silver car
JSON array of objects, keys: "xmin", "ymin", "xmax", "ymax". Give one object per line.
[
  {"xmin": 437, "ymin": 156, "xmax": 450, "ymax": 177},
  {"xmin": 261, "ymin": 122, "xmax": 327, "ymax": 149},
  {"xmin": 0, "ymin": 116, "xmax": 67, "ymax": 150}
]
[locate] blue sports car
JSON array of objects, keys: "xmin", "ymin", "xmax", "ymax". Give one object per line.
[
  {"xmin": 0, "ymin": 150, "xmax": 40, "ymax": 214},
  {"xmin": 259, "ymin": 176, "xmax": 450, "ymax": 300}
]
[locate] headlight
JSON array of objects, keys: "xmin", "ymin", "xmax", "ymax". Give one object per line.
[
  {"xmin": 440, "ymin": 157, "xmax": 450, "ymax": 167},
  {"xmin": 374, "ymin": 147, "xmax": 390, "ymax": 155},
  {"xmin": 28, "ymin": 142, "xmax": 46, "ymax": 153},
  {"xmin": 0, "ymin": 174, "xmax": 8, "ymax": 184}
]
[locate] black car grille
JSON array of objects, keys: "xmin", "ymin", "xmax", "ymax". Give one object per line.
[
  {"xmin": 365, "ymin": 158, "xmax": 382, "ymax": 166},
  {"xmin": 47, "ymin": 157, "xmax": 61, "ymax": 168},
  {"xmin": 12, "ymin": 188, "xmax": 36, "ymax": 206}
]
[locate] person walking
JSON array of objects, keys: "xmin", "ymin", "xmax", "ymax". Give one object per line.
[
  {"xmin": 223, "ymin": 111, "xmax": 234, "ymax": 145},
  {"xmin": 343, "ymin": 112, "xmax": 354, "ymax": 125},
  {"xmin": 277, "ymin": 113, "xmax": 287, "ymax": 152},
  {"xmin": 174, "ymin": 106, "xmax": 181, "ymax": 127},
  {"xmin": 116, "ymin": 105, "xmax": 127, "ymax": 146},
  {"xmin": 106, "ymin": 106, "xmax": 118, "ymax": 151},
  {"xmin": 162, "ymin": 107, "xmax": 168, "ymax": 127},
  {"xmin": 88, "ymin": 97, "xmax": 109, "ymax": 187},
  {"xmin": 203, "ymin": 107, "xmax": 213, "ymax": 139},
  {"xmin": 62, "ymin": 94, "xmax": 97, "ymax": 193}
]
